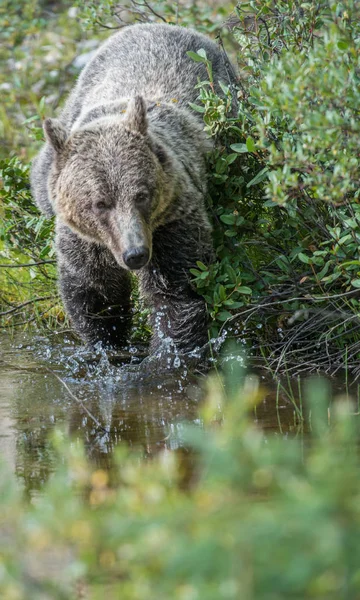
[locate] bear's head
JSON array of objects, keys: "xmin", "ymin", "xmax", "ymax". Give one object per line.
[{"xmin": 44, "ymin": 96, "xmax": 171, "ymax": 270}]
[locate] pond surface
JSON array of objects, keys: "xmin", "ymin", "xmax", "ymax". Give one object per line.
[{"xmin": 0, "ymin": 331, "xmax": 352, "ymax": 497}]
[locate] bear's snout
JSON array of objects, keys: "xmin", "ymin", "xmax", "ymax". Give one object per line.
[{"xmin": 123, "ymin": 245, "xmax": 150, "ymax": 270}]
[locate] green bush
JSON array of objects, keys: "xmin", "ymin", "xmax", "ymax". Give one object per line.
[
  {"xmin": 1, "ymin": 360, "xmax": 360, "ymax": 598},
  {"xmin": 0, "ymin": 157, "xmax": 53, "ymax": 257},
  {"xmin": 187, "ymin": 0, "xmax": 360, "ymax": 371},
  {"xmin": 74, "ymin": 0, "xmax": 232, "ymax": 32},
  {"xmin": 0, "ymin": 157, "xmax": 60, "ymax": 328}
]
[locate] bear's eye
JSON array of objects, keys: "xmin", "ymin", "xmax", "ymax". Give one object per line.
[
  {"xmin": 135, "ymin": 193, "xmax": 149, "ymax": 206},
  {"xmin": 94, "ymin": 201, "xmax": 110, "ymax": 212}
]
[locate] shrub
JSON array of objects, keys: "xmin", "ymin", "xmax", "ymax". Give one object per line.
[
  {"xmin": 0, "ymin": 157, "xmax": 60, "ymax": 327},
  {"xmin": 74, "ymin": 0, "xmax": 232, "ymax": 32},
  {"xmin": 188, "ymin": 0, "xmax": 360, "ymax": 372}
]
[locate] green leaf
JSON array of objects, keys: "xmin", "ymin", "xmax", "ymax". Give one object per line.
[
  {"xmin": 186, "ymin": 50, "xmax": 207, "ymax": 63},
  {"xmin": 246, "ymin": 136, "xmax": 256, "ymax": 152},
  {"xmin": 39, "ymin": 96, "xmax": 45, "ymax": 112},
  {"xmin": 264, "ymin": 199, "xmax": 277, "ymax": 207},
  {"xmin": 321, "ymin": 271, "xmax": 342, "ymax": 284},
  {"xmin": 230, "ymin": 143, "xmax": 248, "ymax": 153},
  {"xmin": 217, "ymin": 310, "xmax": 232, "ymax": 322},
  {"xmin": 219, "ymin": 285, "xmax": 227, "ymax": 301},
  {"xmin": 196, "ymin": 48, "xmax": 207, "ymax": 59},
  {"xmin": 226, "ymin": 153, "xmax": 238, "ymax": 165},
  {"xmin": 220, "ymin": 213, "xmax": 236, "ymax": 225},
  {"xmin": 236, "ymin": 215, "xmax": 245, "ymax": 226},
  {"xmin": 318, "ymin": 261, "xmax": 331, "ymax": 279},
  {"xmin": 188, "ymin": 103, "xmax": 205, "ymax": 113},
  {"xmin": 340, "ymin": 261, "xmax": 360, "ymax": 268},
  {"xmin": 223, "ymin": 300, "xmax": 243, "ymax": 309},
  {"xmin": 237, "ymin": 286, "xmax": 252, "ymax": 295},
  {"xmin": 351, "ymin": 279, "xmax": 360, "ymax": 288},
  {"xmin": 297, "ymin": 253, "xmax": 311, "ymax": 264},
  {"xmin": 218, "ymin": 81, "xmax": 230, "ymax": 96},
  {"xmin": 229, "ymin": 126, "xmax": 244, "ymax": 136},
  {"xmin": 338, "ymin": 234, "xmax": 352, "ymax": 245},
  {"xmin": 225, "ymin": 264, "xmax": 237, "ymax": 281},
  {"xmin": 196, "ymin": 261, "xmax": 208, "ymax": 271},
  {"xmin": 246, "ymin": 167, "xmax": 269, "ymax": 188},
  {"xmin": 275, "ymin": 256, "xmax": 290, "ymax": 273}
]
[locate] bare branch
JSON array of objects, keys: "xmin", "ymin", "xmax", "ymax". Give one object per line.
[
  {"xmin": 45, "ymin": 368, "xmax": 109, "ymax": 434},
  {"xmin": 0, "ymin": 260, "xmax": 56, "ymax": 268},
  {"xmin": 0, "ymin": 296, "xmax": 57, "ymax": 316}
]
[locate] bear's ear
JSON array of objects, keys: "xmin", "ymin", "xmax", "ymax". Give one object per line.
[
  {"xmin": 125, "ymin": 96, "xmax": 148, "ymax": 135},
  {"xmin": 43, "ymin": 118, "xmax": 68, "ymax": 153}
]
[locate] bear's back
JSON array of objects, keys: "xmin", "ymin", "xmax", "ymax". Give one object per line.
[{"xmin": 73, "ymin": 24, "xmax": 234, "ymax": 113}]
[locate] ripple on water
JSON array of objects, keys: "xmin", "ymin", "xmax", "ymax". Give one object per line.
[
  {"xmin": 0, "ymin": 330, "xmax": 318, "ymax": 497},
  {"xmin": 0, "ymin": 332, "xmax": 206, "ymax": 496}
]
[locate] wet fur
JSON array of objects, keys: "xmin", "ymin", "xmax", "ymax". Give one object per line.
[{"xmin": 30, "ymin": 24, "xmax": 237, "ymax": 352}]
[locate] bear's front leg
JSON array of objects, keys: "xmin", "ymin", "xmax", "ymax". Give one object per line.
[
  {"xmin": 139, "ymin": 219, "xmax": 213, "ymax": 354},
  {"xmin": 147, "ymin": 287, "xmax": 209, "ymax": 354},
  {"xmin": 57, "ymin": 224, "xmax": 132, "ymax": 348}
]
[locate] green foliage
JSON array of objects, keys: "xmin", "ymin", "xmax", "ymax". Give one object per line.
[
  {"xmin": 185, "ymin": 1, "xmax": 360, "ymax": 369},
  {"xmin": 1, "ymin": 362, "xmax": 360, "ymax": 598},
  {"xmin": 0, "ymin": 157, "xmax": 54, "ymax": 256},
  {"xmin": 0, "ymin": 157, "xmax": 59, "ymax": 326},
  {"xmin": 186, "ymin": 50, "xmax": 256, "ymax": 328},
  {"xmin": 0, "ymin": 0, "xmax": 96, "ymax": 160},
  {"xmin": 246, "ymin": 0, "xmax": 360, "ymax": 208},
  {"xmin": 0, "ymin": 0, "xmax": 46, "ymax": 46},
  {"xmin": 75, "ymin": 0, "xmax": 231, "ymax": 32}
]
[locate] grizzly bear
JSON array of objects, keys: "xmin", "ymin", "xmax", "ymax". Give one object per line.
[{"xmin": 30, "ymin": 23, "xmax": 237, "ymax": 353}]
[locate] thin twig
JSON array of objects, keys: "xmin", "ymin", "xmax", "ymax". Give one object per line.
[
  {"xmin": 0, "ymin": 260, "xmax": 56, "ymax": 268},
  {"xmin": 0, "ymin": 296, "xmax": 56, "ymax": 316},
  {"xmin": 220, "ymin": 287, "xmax": 360, "ymax": 335},
  {"xmin": 45, "ymin": 368, "xmax": 109, "ymax": 434},
  {"xmin": 94, "ymin": 20, "xmax": 122, "ymax": 30},
  {"xmin": 137, "ymin": 0, "xmax": 167, "ymax": 22}
]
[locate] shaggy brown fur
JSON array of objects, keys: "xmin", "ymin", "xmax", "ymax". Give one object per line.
[{"xmin": 30, "ymin": 23, "xmax": 237, "ymax": 353}]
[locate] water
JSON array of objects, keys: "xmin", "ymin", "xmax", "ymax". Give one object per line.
[
  {"xmin": 0, "ymin": 332, "xmax": 203, "ymax": 494},
  {"xmin": 0, "ymin": 331, "xmax": 340, "ymax": 497}
]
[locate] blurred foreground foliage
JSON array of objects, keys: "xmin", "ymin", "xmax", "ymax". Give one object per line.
[
  {"xmin": 1, "ymin": 0, "xmax": 360, "ymax": 371},
  {"xmin": 1, "ymin": 361, "xmax": 360, "ymax": 598}
]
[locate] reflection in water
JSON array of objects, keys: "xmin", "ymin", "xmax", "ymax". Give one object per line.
[
  {"xmin": 0, "ymin": 376, "xmax": 17, "ymax": 474},
  {"xmin": 0, "ymin": 332, "xmax": 307, "ymax": 497},
  {"xmin": 0, "ymin": 333, "xmax": 203, "ymax": 496}
]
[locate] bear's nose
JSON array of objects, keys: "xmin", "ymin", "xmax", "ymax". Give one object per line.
[{"xmin": 123, "ymin": 246, "xmax": 150, "ymax": 270}]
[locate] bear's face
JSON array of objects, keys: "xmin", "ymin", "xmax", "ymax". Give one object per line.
[{"xmin": 44, "ymin": 97, "xmax": 169, "ymax": 270}]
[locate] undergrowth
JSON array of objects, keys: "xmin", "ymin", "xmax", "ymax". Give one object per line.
[{"xmin": 189, "ymin": 0, "xmax": 360, "ymax": 373}]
